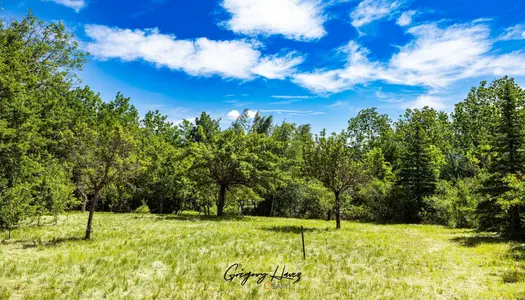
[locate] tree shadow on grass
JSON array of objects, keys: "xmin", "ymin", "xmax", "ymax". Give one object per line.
[
  {"xmin": 153, "ymin": 213, "xmax": 246, "ymax": 222},
  {"xmin": 451, "ymin": 233, "xmax": 525, "ymax": 283},
  {"xmin": 449, "ymin": 234, "xmax": 508, "ymax": 247},
  {"xmin": 260, "ymin": 225, "xmax": 331, "ymax": 234},
  {"xmin": 502, "ymin": 244, "xmax": 525, "ymax": 283},
  {"xmin": 19, "ymin": 236, "xmax": 85, "ymax": 249}
]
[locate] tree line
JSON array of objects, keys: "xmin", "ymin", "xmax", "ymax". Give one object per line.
[{"xmin": 1, "ymin": 14, "xmax": 524, "ymax": 240}]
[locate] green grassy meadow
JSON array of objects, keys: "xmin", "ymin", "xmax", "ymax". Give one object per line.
[{"xmin": 1, "ymin": 212, "xmax": 524, "ymax": 299}]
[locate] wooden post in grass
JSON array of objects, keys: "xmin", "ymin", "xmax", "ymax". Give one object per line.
[{"xmin": 301, "ymin": 226, "xmax": 306, "ymax": 260}]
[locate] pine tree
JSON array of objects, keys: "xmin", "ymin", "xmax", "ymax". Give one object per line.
[
  {"xmin": 487, "ymin": 78, "xmax": 525, "ymax": 238},
  {"xmin": 397, "ymin": 125, "xmax": 438, "ymax": 222}
]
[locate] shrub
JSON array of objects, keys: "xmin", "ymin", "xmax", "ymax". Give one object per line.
[{"xmin": 135, "ymin": 201, "xmax": 151, "ymax": 215}]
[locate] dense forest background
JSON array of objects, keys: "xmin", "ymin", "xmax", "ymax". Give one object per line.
[{"xmin": 1, "ymin": 14, "xmax": 525, "ymax": 240}]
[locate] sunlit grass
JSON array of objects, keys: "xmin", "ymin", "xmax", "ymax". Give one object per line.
[{"xmin": 1, "ymin": 212, "xmax": 524, "ymax": 299}]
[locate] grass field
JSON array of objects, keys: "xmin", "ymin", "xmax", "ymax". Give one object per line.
[{"xmin": 1, "ymin": 212, "xmax": 524, "ymax": 299}]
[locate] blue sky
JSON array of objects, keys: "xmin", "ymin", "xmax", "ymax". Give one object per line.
[{"xmin": 4, "ymin": 0, "xmax": 525, "ymax": 133}]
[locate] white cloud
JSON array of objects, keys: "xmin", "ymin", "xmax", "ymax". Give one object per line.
[
  {"xmin": 500, "ymin": 24, "xmax": 525, "ymax": 40},
  {"xmin": 402, "ymin": 95, "xmax": 447, "ymax": 110},
  {"xmin": 84, "ymin": 25, "xmax": 303, "ymax": 80},
  {"xmin": 172, "ymin": 117, "xmax": 197, "ymax": 126},
  {"xmin": 294, "ymin": 22, "xmax": 525, "ymax": 93},
  {"xmin": 396, "ymin": 10, "xmax": 416, "ymax": 27},
  {"xmin": 271, "ymin": 95, "xmax": 314, "ymax": 99},
  {"xmin": 328, "ymin": 100, "xmax": 349, "ymax": 108},
  {"xmin": 227, "ymin": 110, "xmax": 241, "ymax": 120},
  {"xmin": 251, "ymin": 53, "xmax": 304, "ymax": 79},
  {"xmin": 350, "ymin": 0, "xmax": 401, "ymax": 29},
  {"xmin": 221, "ymin": 0, "xmax": 326, "ymax": 41},
  {"xmin": 268, "ymin": 99, "xmax": 302, "ymax": 105},
  {"xmin": 224, "ymin": 100, "xmax": 253, "ymax": 108},
  {"xmin": 293, "ymin": 70, "xmax": 349, "ymax": 94},
  {"xmin": 376, "ymin": 90, "xmax": 403, "ymax": 103},
  {"xmin": 226, "ymin": 109, "xmax": 257, "ymax": 120},
  {"xmin": 293, "ymin": 41, "xmax": 379, "ymax": 93},
  {"xmin": 259, "ymin": 109, "xmax": 325, "ymax": 116},
  {"xmin": 46, "ymin": 0, "xmax": 86, "ymax": 12},
  {"xmin": 386, "ymin": 23, "xmax": 494, "ymax": 88}
]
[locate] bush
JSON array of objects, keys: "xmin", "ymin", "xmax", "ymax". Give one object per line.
[
  {"xmin": 357, "ymin": 178, "xmax": 395, "ymax": 222},
  {"xmin": 422, "ymin": 178, "xmax": 480, "ymax": 228},
  {"xmin": 135, "ymin": 202, "xmax": 150, "ymax": 215}
]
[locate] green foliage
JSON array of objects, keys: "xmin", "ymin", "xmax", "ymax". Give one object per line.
[
  {"xmin": 395, "ymin": 108, "xmax": 449, "ymax": 222},
  {"xmin": 190, "ymin": 128, "xmax": 284, "ymax": 216},
  {"xmin": 453, "ymin": 81, "xmax": 498, "ymax": 169},
  {"xmin": 356, "ymin": 148, "xmax": 395, "ymax": 222},
  {"xmin": 135, "ymin": 201, "xmax": 151, "ymax": 215},
  {"xmin": 0, "ymin": 183, "xmax": 32, "ymax": 239},
  {"xmin": 422, "ymin": 178, "xmax": 480, "ymax": 228},
  {"xmin": 36, "ymin": 160, "xmax": 77, "ymax": 224},
  {"xmin": 347, "ymin": 107, "xmax": 395, "ymax": 161},
  {"xmin": 69, "ymin": 92, "xmax": 142, "ymax": 239},
  {"xmin": 483, "ymin": 77, "xmax": 525, "ymax": 238},
  {"xmin": 303, "ymin": 130, "xmax": 368, "ymax": 228},
  {"xmin": 3, "ymin": 12, "xmax": 525, "ymax": 243},
  {"xmin": 0, "ymin": 12, "xmax": 84, "ymax": 238}
]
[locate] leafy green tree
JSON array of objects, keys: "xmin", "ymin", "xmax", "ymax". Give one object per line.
[
  {"xmin": 231, "ymin": 109, "xmax": 273, "ymax": 135},
  {"xmin": 356, "ymin": 147, "xmax": 396, "ymax": 221},
  {"xmin": 422, "ymin": 178, "xmax": 481, "ymax": 228},
  {"xmin": 190, "ymin": 129, "xmax": 281, "ymax": 216},
  {"xmin": 0, "ymin": 183, "xmax": 32, "ymax": 239},
  {"xmin": 303, "ymin": 130, "xmax": 367, "ymax": 229},
  {"xmin": 134, "ymin": 110, "xmax": 188, "ymax": 214},
  {"xmin": 453, "ymin": 81, "xmax": 499, "ymax": 170},
  {"xmin": 70, "ymin": 92, "xmax": 141, "ymax": 239},
  {"xmin": 36, "ymin": 160, "xmax": 76, "ymax": 225},
  {"xmin": 193, "ymin": 112, "xmax": 221, "ymax": 144},
  {"xmin": 348, "ymin": 108, "xmax": 395, "ymax": 161},
  {"xmin": 0, "ymin": 13, "xmax": 85, "ymax": 237}
]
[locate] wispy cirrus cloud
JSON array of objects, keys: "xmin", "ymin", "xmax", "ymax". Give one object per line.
[
  {"xmin": 499, "ymin": 24, "xmax": 525, "ymax": 40},
  {"xmin": 271, "ymin": 95, "xmax": 315, "ymax": 99},
  {"xmin": 396, "ymin": 10, "xmax": 416, "ymax": 27},
  {"xmin": 251, "ymin": 53, "xmax": 304, "ymax": 79},
  {"xmin": 350, "ymin": 0, "xmax": 402, "ymax": 30},
  {"xmin": 293, "ymin": 21, "xmax": 525, "ymax": 94},
  {"xmin": 269, "ymin": 99, "xmax": 303, "ymax": 105},
  {"xmin": 45, "ymin": 0, "xmax": 86, "ymax": 12},
  {"xmin": 221, "ymin": 0, "xmax": 327, "ymax": 41},
  {"xmin": 225, "ymin": 99, "xmax": 254, "ymax": 108},
  {"xmin": 84, "ymin": 25, "xmax": 304, "ymax": 80},
  {"xmin": 259, "ymin": 109, "xmax": 325, "ymax": 116}
]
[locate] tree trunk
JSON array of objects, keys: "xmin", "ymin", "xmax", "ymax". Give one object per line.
[
  {"xmin": 79, "ymin": 188, "xmax": 88, "ymax": 213},
  {"xmin": 270, "ymin": 197, "xmax": 275, "ymax": 217},
  {"xmin": 509, "ymin": 205, "xmax": 522, "ymax": 238},
  {"xmin": 7, "ymin": 229, "xmax": 11, "ymax": 240},
  {"xmin": 326, "ymin": 209, "xmax": 332, "ymax": 221},
  {"xmin": 85, "ymin": 190, "xmax": 100, "ymax": 240},
  {"xmin": 335, "ymin": 192, "xmax": 341, "ymax": 229},
  {"xmin": 217, "ymin": 184, "xmax": 227, "ymax": 217}
]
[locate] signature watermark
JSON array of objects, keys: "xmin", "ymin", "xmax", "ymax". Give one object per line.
[{"xmin": 223, "ymin": 263, "xmax": 302, "ymax": 288}]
